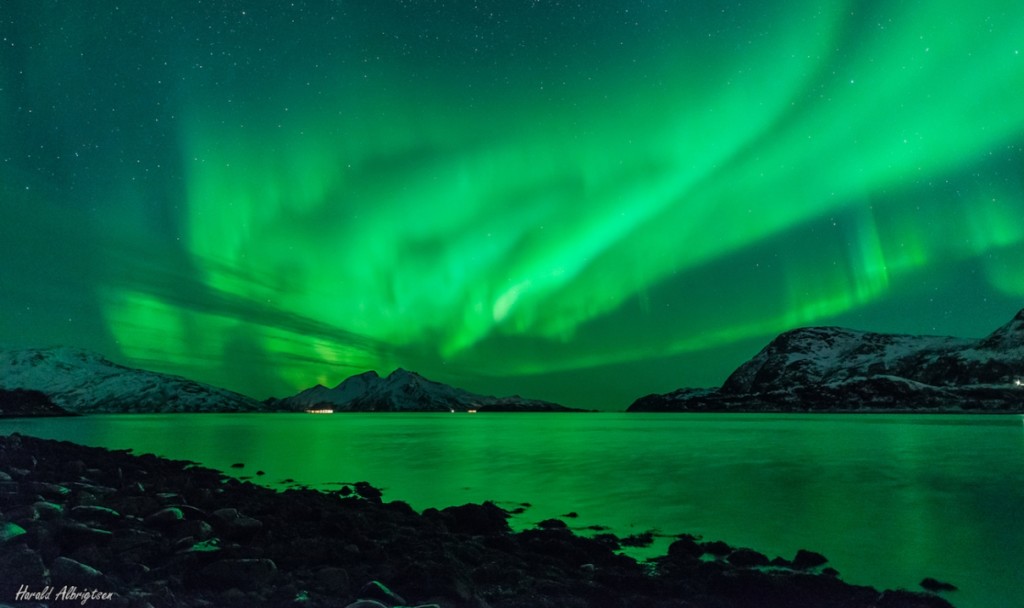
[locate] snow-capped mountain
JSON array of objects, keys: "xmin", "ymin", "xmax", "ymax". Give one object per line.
[
  {"xmin": 629, "ymin": 309, "xmax": 1024, "ymax": 412},
  {"xmin": 0, "ymin": 347, "xmax": 262, "ymax": 414},
  {"xmin": 271, "ymin": 368, "xmax": 578, "ymax": 412}
]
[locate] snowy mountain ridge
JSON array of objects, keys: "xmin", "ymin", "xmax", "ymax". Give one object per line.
[
  {"xmin": 629, "ymin": 308, "xmax": 1024, "ymax": 412},
  {"xmin": 271, "ymin": 368, "xmax": 577, "ymax": 412},
  {"xmin": 0, "ymin": 347, "xmax": 261, "ymax": 414}
]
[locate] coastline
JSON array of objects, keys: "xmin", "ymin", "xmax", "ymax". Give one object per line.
[{"xmin": 0, "ymin": 432, "xmax": 955, "ymax": 607}]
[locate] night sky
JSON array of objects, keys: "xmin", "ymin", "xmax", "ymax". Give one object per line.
[{"xmin": 2, "ymin": 1, "xmax": 1023, "ymax": 409}]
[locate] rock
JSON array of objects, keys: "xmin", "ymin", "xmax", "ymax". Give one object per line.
[
  {"xmin": 620, "ymin": 531, "xmax": 655, "ymax": 547},
  {"xmin": 0, "ymin": 470, "xmax": 11, "ymax": 481},
  {"xmin": 0, "ymin": 521, "xmax": 27, "ymax": 543},
  {"xmin": 211, "ymin": 507, "xmax": 263, "ymax": 540},
  {"xmin": 199, "ymin": 558, "xmax": 277, "ymax": 589},
  {"xmin": 27, "ymin": 481, "xmax": 71, "ymax": 499},
  {"xmin": 231, "ymin": 463, "xmax": 245, "ymax": 468},
  {"xmin": 667, "ymin": 535, "xmax": 703, "ymax": 559},
  {"xmin": 314, "ymin": 566, "xmax": 350, "ymax": 593},
  {"xmin": 354, "ymin": 481, "xmax": 382, "ymax": 502},
  {"xmin": 358, "ymin": 580, "xmax": 406, "ymax": 606},
  {"xmin": 920, "ymin": 577, "xmax": 958, "ymax": 592},
  {"xmin": 144, "ymin": 506, "xmax": 185, "ymax": 526},
  {"xmin": 63, "ymin": 459, "xmax": 87, "ymax": 475},
  {"xmin": 33, "ymin": 500, "xmax": 64, "ymax": 520},
  {"xmin": 537, "ymin": 518, "xmax": 568, "ymax": 530},
  {"xmin": 51, "ymin": 556, "xmax": 106, "ymax": 587},
  {"xmin": 171, "ymin": 519, "xmax": 215, "ymax": 542},
  {"xmin": 71, "ymin": 504, "xmax": 122, "ymax": 523},
  {"xmin": 344, "ymin": 601, "xmax": 389, "ymax": 608},
  {"xmin": 727, "ymin": 548, "xmax": 771, "ymax": 567},
  {"xmin": 0, "ymin": 545, "xmax": 47, "ymax": 596},
  {"xmin": 792, "ymin": 548, "xmax": 829, "ymax": 570},
  {"xmin": 440, "ymin": 501, "xmax": 510, "ymax": 536},
  {"xmin": 5, "ymin": 504, "xmax": 39, "ymax": 523},
  {"xmin": 701, "ymin": 540, "xmax": 732, "ymax": 556},
  {"xmin": 58, "ymin": 521, "xmax": 114, "ymax": 547}
]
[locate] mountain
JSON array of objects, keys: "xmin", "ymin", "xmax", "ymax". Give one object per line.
[
  {"xmin": 270, "ymin": 368, "xmax": 581, "ymax": 412},
  {"xmin": 0, "ymin": 347, "xmax": 262, "ymax": 414},
  {"xmin": 0, "ymin": 388, "xmax": 73, "ymax": 417},
  {"xmin": 629, "ymin": 309, "xmax": 1024, "ymax": 412}
]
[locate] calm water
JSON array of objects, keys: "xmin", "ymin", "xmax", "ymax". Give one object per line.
[{"xmin": 3, "ymin": 413, "xmax": 1021, "ymax": 608}]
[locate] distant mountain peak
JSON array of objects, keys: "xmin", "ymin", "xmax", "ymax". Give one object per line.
[
  {"xmin": 276, "ymin": 368, "xmax": 577, "ymax": 413},
  {"xmin": 0, "ymin": 347, "xmax": 261, "ymax": 414},
  {"xmin": 980, "ymin": 308, "xmax": 1024, "ymax": 350}
]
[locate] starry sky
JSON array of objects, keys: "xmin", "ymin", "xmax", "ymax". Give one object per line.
[{"xmin": 2, "ymin": 1, "xmax": 1023, "ymax": 409}]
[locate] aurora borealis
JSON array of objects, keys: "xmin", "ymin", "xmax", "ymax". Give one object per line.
[{"xmin": 2, "ymin": 1, "xmax": 1023, "ymax": 408}]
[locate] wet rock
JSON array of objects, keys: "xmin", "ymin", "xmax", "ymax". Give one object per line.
[
  {"xmin": 920, "ymin": 577, "xmax": 958, "ymax": 592},
  {"xmin": 63, "ymin": 459, "xmax": 87, "ymax": 475},
  {"xmin": 211, "ymin": 507, "xmax": 263, "ymax": 540},
  {"xmin": 199, "ymin": 558, "xmax": 277, "ymax": 589},
  {"xmin": 620, "ymin": 531, "xmax": 655, "ymax": 547},
  {"xmin": 0, "ymin": 521, "xmax": 27, "ymax": 543},
  {"xmin": 58, "ymin": 521, "xmax": 114, "ymax": 547},
  {"xmin": 5, "ymin": 504, "xmax": 39, "ymax": 523},
  {"xmin": 537, "ymin": 518, "xmax": 568, "ymax": 530},
  {"xmin": 701, "ymin": 540, "xmax": 732, "ymax": 557},
  {"xmin": 69, "ymin": 481, "xmax": 118, "ymax": 496},
  {"xmin": 0, "ymin": 545, "xmax": 47, "ymax": 596},
  {"xmin": 344, "ymin": 601, "xmax": 389, "ymax": 608},
  {"xmin": 52, "ymin": 556, "xmax": 106, "ymax": 587},
  {"xmin": 314, "ymin": 566, "xmax": 350, "ymax": 593},
  {"xmin": 171, "ymin": 518, "xmax": 215, "ymax": 542},
  {"xmin": 358, "ymin": 580, "xmax": 406, "ymax": 605},
  {"xmin": 33, "ymin": 500, "xmax": 64, "ymax": 520},
  {"xmin": 792, "ymin": 548, "xmax": 829, "ymax": 570},
  {"xmin": 27, "ymin": 481, "xmax": 71, "ymax": 499},
  {"xmin": 727, "ymin": 548, "xmax": 771, "ymax": 567},
  {"xmin": 71, "ymin": 504, "xmax": 122, "ymax": 523},
  {"xmin": 667, "ymin": 535, "xmax": 703, "ymax": 560},
  {"xmin": 440, "ymin": 501, "xmax": 510, "ymax": 536},
  {"xmin": 144, "ymin": 506, "xmax": 184, "ymax": 526},
  {"xmin": 354, "ymin": 481, "xmax": 382, "ymax": 502}
]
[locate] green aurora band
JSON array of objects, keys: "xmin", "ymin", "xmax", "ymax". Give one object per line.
[{"xmin": 2, "ymin": 1, "xmax": 1023, "ymax": 407}]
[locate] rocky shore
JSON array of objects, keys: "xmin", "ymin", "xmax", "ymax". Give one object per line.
[{"xmin": 0, "ymin": 433, "xmax": 954, "ymax": 608}]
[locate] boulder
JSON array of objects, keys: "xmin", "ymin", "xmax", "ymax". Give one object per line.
[
  {"xmin": 792, "ymin": 549, "xmax": 829, "ymax": 570},
  {"xmin": 440, "ymin": 502, "xmax": 510, "ymax": 536},
  {"xmin": 727, "ymin": 548, "xmax": 771, "ymax": 567},
  {"xmin": 51, "ymin": 556, "xmax": 106, "ymax": 587},
  {"xmin": 357, "ymin": 580, "xmax": 406, "ymax": 606},
  {"xmin": 71, "ymin": 505, "xmax": 122, "ymax": 523},
  {"xmin": 211, "ymin": 507, "xmax": 263, "ymax": 540},
  {"xmin": 144, "ymin": 506, "xmax": 184, "ymax": 526},
  {"xmin": 0, "ymin": 521, "xmax": 27, "ymax": 543},
  {"xmin": 198, "ymin": 558, "xmax": 277, "ymax": 589}
]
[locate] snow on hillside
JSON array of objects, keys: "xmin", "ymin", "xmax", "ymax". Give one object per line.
[
  {"xmin": 0, "ymin": 347, "xmax": 261, "ymax": 413},
  {"xmin": 275, "ymin": 368, "xmax": 572, "ymax": 412}
]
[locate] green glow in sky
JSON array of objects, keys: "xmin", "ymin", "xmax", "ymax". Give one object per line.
[{"xmin": 2, "ymin": 2, "xmax": 1023, "ymax": 408}]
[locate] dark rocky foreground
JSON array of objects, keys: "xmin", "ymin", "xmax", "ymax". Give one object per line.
[{"xmin": 0, "ymin": 434, "xmax": 955, "ymax": 608}]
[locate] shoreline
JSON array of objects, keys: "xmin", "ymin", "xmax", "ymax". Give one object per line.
[{"xmin": 0, "ymin": 432, "xmax": 955, "ymax": 607}]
